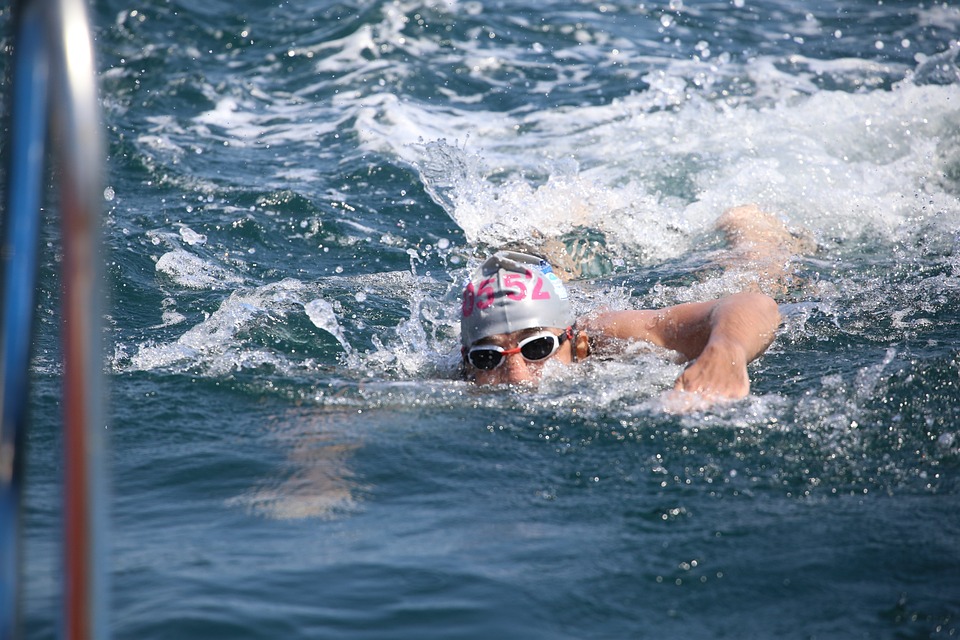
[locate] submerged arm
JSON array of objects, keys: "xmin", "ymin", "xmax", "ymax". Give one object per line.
[{"xmin": 582, "ymin": 292, "xmax": 781, "ymax": 399}]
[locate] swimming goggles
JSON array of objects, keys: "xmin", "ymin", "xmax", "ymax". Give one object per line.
[{"xmin": 465, "ymin": 328, "xmax": 572, "ymax": 371}]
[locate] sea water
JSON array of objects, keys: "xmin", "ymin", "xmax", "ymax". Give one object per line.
[{"xmin": 3, "ymin": 0, "xmax": 960, "ymax": 637}]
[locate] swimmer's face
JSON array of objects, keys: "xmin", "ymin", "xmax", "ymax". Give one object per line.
[{"xmin": 464, "ymin": 327, "xmax": 575, "ymax": 386}]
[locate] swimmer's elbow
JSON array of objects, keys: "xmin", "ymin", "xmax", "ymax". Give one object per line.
[
  {"xmin": 721, "ymin": 292, "xmax": 780, "ymax": 347},
  {"xmin": 759, "ymin": 293, "xmax": 781, "ymax": 329},
  {"xmin": 748, "ymin": 292, "xmax": 781, "ymax": 346},
  {"xmin": 732, "ymin": 291, "xmax": 779, "ymax": 320}
]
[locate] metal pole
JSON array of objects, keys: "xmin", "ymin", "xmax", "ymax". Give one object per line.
[{"xmin": 46, "ymin": 0, "xmax": 109, "ymax": 637}]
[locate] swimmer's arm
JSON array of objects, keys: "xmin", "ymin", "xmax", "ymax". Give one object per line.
[{"xmin": 583, "ymin": 292, "xmax": 781, "ymax": 399}]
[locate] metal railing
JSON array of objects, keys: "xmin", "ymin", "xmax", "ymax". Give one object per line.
[{"xmin": 1, "ymin": 0, "xmax": 108, "ymax": 638}]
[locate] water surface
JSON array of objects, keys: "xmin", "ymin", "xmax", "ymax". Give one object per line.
[{"xmin": 3, "ymin": 0, "xmax": 959, "ymax": 637}]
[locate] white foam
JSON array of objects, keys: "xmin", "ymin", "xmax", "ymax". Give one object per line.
[
  {"xmin": 362, "ymin": 75, "xmax": 960, "ymax": 254},
  {"xmin": 160, "ymin": 310, "xmax": 186, "ymax": 327},
  {"xmin": 407, "ymin": 137, "xmax": 690, "ymax": 262},
  {"xmin": 177, "ymin": 225, "xmax": 207, "ymax": 246},
  {"xmin": 192, "ymin": 94, "xmax": 342, "ymax": 149},
  {"xmin": 915, "ymin": 5, "xmax": 960, "ymax": 31},
  {"xmin": 119, "ymin": 272, "xmax": 454, "ymax": 378},
  {"xmin": 125, "ymin": 279, "xmax": 323, "ymax": 374},
  {"xmin": 155, "ymin": 250, "xmax": 245, "ymax": 290}
]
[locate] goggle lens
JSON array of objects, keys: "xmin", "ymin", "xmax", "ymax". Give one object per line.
[
  {"xmin": 519, "ymin": 335, "xmax": 558, "ymax": 361},
  {"xmin": 468, "ymin": 348, "xmax": 505, "ymax": 371}
]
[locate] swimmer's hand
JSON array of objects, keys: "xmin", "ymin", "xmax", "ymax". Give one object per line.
[
  {"xmin": 660, "ymin": 340, "xmax": 750, "ymax": 413},
  {"xmin": 672, "ymin": 338, "xmax": 750, "ymax": 400}
]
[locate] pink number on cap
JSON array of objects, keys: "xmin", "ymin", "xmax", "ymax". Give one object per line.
[
  {"xmin": 503, "ymin": 273, "xmax": 527, "ymax": 300},
  {"xmin": 531, "ymin": 277, "xmax": 550, "ymax": 300},
  {"xmin": 476, "ymin": 277, "xmax": 496, "ymax": 310},
  {"xmin": 462, "ymin": 282, "xmax": 476, "ymax": 317}
]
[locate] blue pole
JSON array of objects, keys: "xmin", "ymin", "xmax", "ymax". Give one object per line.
[{"xmin": 0, "ymin": 3, "xmax": 48, "ymax": 639}]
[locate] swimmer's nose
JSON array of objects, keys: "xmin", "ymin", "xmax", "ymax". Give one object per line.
[{"xmin": 500, "ymin": 351, "xmax": 535, "ymax": 384}]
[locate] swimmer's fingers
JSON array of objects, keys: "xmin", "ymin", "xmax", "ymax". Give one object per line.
[{"xmin": 673, "ymin": 345, "xmax": 751, "ymax": 401}]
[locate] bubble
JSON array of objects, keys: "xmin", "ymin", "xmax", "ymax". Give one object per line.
[{"xmin": 103, "ymin": 186, "xmax": 115, "ymax": 201}]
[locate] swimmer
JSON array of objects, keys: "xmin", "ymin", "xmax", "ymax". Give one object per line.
[{"xmin": 460, "ymin": 205, "xmax": 804, "ymax": 401}]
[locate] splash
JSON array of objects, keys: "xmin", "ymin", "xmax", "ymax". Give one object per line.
[
  {"xmin": 414, "ymin": 139, "xmax": 687, "ymax": 262},
  {"xmin": 341, "ymin": 47, "xmax": 960, "ymax": 263},
  {"xmin": 305, "ymin": 298, "xmax": 355, "ymax": 360},
  {"xmin": 121, "ymin": 279, "xmax": 353, "ymax": 375},
  {"xmin": 155, "ymin": 250, "xmax": 245, "ymax": 290}
]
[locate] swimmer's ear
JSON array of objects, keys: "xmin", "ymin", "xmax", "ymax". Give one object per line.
[
  {"xmin": 574, "ymin": 331, "xmax": 590, "ymax": 360},
  {"xmin": 459, "ymin": 352, "xmax": 474, "ymax": 380}
]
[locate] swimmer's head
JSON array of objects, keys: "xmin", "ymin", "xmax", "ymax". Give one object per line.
[{"xmin": 460, "ymin": 251, "xmax": 573, "ymax": 347}]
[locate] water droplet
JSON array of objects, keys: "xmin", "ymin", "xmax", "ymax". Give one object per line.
[{"xmin": 179, "ymin": 226, "xmax": 207, "ymax": 246}]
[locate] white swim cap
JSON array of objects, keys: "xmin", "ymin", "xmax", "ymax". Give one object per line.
[{"xmin": 460, "ymin": 251, "xmax": 573, "ymax": 347}]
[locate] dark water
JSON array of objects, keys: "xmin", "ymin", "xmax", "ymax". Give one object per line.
[{"xmin": 3, "ymin": 0, "xmax": 960, "ymax": 637}]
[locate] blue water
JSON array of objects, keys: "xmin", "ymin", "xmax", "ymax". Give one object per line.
[{"xmin": 4, "ymin": 0, "xmax": 960, "ymax": 637}]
